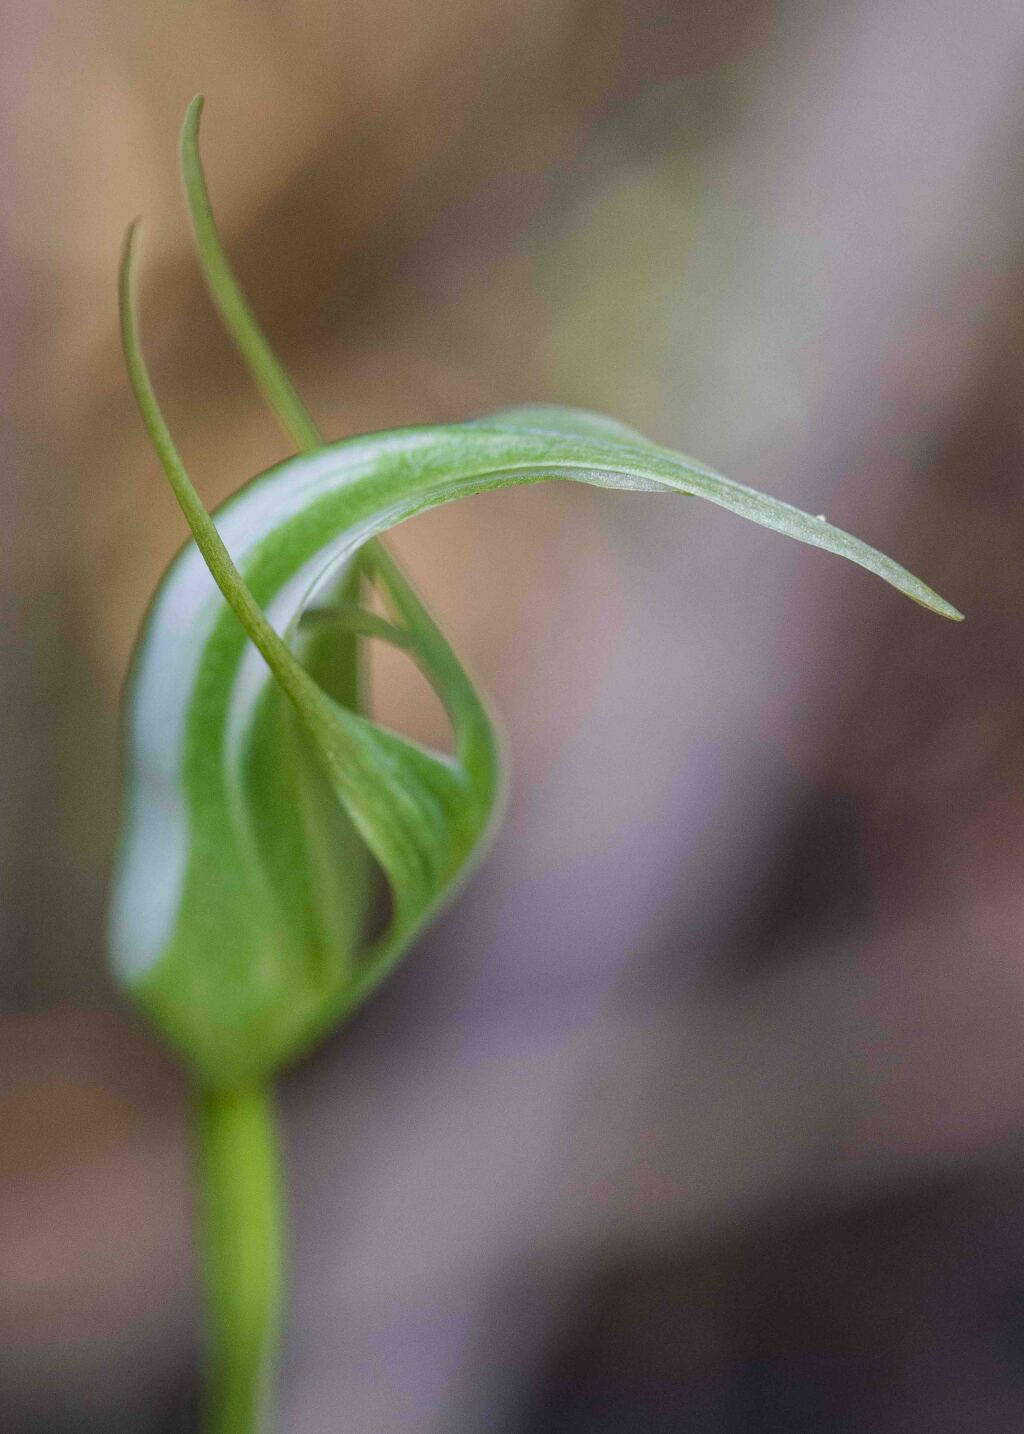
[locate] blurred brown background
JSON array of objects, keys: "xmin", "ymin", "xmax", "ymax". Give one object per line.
[{"xmin": 4, "ymin": 1, "xmax": 1024, "ymax": 1430}]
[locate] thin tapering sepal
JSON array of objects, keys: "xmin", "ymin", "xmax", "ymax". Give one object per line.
[{"xmin": 180, "ymin": 96, "xmax": 322, "ymax": 453}]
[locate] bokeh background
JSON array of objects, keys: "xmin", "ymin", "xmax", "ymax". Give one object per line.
[{"xmin": 4, "ymin": 1, "xmax": 1024, "ymax": 1429}]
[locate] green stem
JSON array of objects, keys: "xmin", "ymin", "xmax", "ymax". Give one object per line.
[{"xmin": 196, "ymin": 1084, "xmax": 284, "ymax": 1434}]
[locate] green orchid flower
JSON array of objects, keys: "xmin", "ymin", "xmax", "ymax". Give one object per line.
[{"xmin": 110, "ymin": 97, "xmax": 960, "ymax": 1434}]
